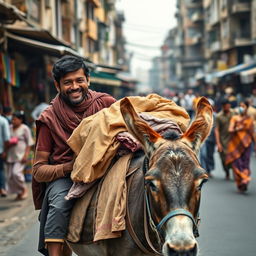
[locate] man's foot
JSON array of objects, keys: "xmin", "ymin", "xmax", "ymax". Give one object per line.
[
  {"xmin": 0, "ymin": 189, "xmax": 7, "ymax": 197},
  {"xmin": 225, "ymin": 174, "xmax": 230, "ymax": 180},
  {"xmin": 15, "ymin": 187, "xmax": 28, "ymax": 200},
  {"xmin": 208, "ymin": 173, "xmax": 213, "ymax": 178}
]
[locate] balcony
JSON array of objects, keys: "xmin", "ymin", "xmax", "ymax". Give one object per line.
[
  {"xmin": 221, "ymin": 38, "xmax": 232, "ymax": 51},
  {"xmin": 186, "ymin": 34, "xmax": 202, "ymax": 45},
  {"xmin": 88, "ymin": 0, "xmax": 101, "ymax": 7},
  {"xmin": 232, "ymin": 1, "xmax": 250, "ymax": 14},
  {"xmin": 185, "ymin": 0, "xmax": 202, "ymax": 8},
  {"xmin": 232, "ymin": 31, "xmax": 252, "ymax": 46},
  {"xmin": 96, "ymin": 6, "xmax": 105, "ymax": 23},
  {"xmin": 191, "ymin": 11, "xmax": 203, "ymax": 22},
  {"xmin": 87, "ymin": 18, "xmax": 98, "ymax": 40},
  {"xmin": 210, "ymin": 41, "xmax": 221, "ymax": 52}
]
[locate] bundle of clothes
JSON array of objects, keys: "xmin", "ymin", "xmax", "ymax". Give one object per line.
[{"xmin": 66, "ymin": 94, "xmax": 190, "ymax": 242}]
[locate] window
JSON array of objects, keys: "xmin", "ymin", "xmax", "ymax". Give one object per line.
[
  {"xmin": 27, "ymin": 0, "xmax": 41, "ymax": 23},
  {"xmin": 86, "ymin": 2, "xmax": 95, "ymax": 20},
  {"xmin": 221, "ymin": 0, "xmax": 227, "ymax": 10},
  {"xmin": 221, "ymin": 19, "xmax": 229, "ymax": 38}
]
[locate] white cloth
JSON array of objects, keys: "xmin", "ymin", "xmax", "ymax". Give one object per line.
[
  {"xmin": 31, "ymin": 103, "xmax": 49, "ymax": 120},
  {"xmin": 184, "ymin": 94, "xmax": 195, "ymax": 111},
  {"xmin": 6, "ymin": 124, "xmax": 34, "ymax": 163},
  {"xmin": 0, "ymin": 115, "xmax": 10, "ymax": 154}
]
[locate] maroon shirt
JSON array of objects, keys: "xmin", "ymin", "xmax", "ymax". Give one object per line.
[{"xmin": 32, "ymin": 90, "xmax": 116, "ymax": 209}]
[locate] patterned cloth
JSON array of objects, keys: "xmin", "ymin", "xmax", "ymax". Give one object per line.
[{"xmin": 226, "ymin": 115, "xmax": 254, "ymax": 189}]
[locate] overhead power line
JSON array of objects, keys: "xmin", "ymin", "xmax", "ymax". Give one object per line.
[
  {"xmin": 125, "ymin": 23, "xmax": 169, "ymax": 31},
  {"xmin": 123, "ymin": 25, "xmax": 164, "ymax": 34},
  {"xmin": 126, "ymin": 42, "xmax": 160, "ymax": 49}
]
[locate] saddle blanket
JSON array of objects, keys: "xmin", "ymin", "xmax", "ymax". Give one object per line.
[{"xmin": 67, "ymin": 153, "xmax": 136, "ymax": 243}]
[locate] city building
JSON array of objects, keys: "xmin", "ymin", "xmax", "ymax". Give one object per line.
[
  {"xmin": 0, "ymin": 0, "xmax": 130, "ymax": 120},
  {"xmin": 175, "ymin": 0, "xmax": 205, "ymax": 89}
]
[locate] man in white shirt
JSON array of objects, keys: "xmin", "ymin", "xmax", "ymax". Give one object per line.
[
  {"xmin": 184, "ymin": 89, "xmax": 196, "ymax": 117},
  {"xmin": 31, "ymin": 102, "xmax": 49, "ymax": 121},
  {"xmin": 0, "ymin": 103, "xmax": 10, "ymax": 197}
]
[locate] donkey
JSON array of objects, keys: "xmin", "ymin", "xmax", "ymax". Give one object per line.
[{"xmin": 69, "ymin": 96, "xmax": 213, "ymax": 256}]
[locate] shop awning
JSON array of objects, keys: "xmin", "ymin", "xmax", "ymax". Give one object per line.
[
  {"xmin": 240, "ymin": 67, "xmax": 256, "ymax": 76},
  {"xmin": 215, "ymin": 62, "xmax": 256, "ymax": 78},
  {"xmin": 240, "ymin": 67, "xmax": 256, "ymax": 84},
  {"xmin": 0, "ymin": 2, "xmax": 26, "ymax": 24},
  {"xmin": 6, "ymin": 26, "xmax": 70, "ymax": 46},
  {"xmin": 5, "ymin": 31, "xmax": 94, "ymax": 68},
  {"xmin": 90, "ymin": 71, "xmax": 122, "ymax": 87}
]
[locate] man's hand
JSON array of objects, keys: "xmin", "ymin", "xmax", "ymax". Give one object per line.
[
  {"xmin": 21, "ymin": 155, "xmax": 28, "ymax": 164},
  {"xmin": 217, "ymin": 143, "xmax": 223, "ymax": 152},
  {"xmin": 63, "ymin": 158, "xmax": 75, "ymax": 175}
]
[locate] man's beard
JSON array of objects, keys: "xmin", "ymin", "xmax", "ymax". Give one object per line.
[{"xmin": 60, "ymin": 87, "xmax": 89, "ymax": 106}]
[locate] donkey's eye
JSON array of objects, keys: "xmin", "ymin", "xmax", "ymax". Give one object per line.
[
  {"xmin": 146, "ymin": 180, "xmax": 158, "ymax": 192},
  {"xmin": 198, "ymin": 178, "xmax": 208, "ymax": 190}
]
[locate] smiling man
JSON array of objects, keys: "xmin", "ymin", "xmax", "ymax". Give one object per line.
[{"xmin": 32, "ymin": 55, "xmax": 116, "ymax": 256}]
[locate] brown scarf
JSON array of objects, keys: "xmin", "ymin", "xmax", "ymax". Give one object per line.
[
  {"xmin": 32, "ymin": 89, "xmax": 113, "ymax": 210},
  {"xmin": 36, "ymin": 89, "xmax": 110, "ymax": 163}
]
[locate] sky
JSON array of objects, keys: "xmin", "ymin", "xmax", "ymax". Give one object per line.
[{"xmin": 116, "ymin": 0, "xmax": 177, "ymax": 77}]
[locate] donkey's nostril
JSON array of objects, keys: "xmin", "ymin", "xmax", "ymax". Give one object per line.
[{"xmin": 166, "ymin": 242, "xmax": 198, "ymax": 256}]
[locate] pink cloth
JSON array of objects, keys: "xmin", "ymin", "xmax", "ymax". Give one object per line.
[{"xmin": 116, "ymin": 114, "xmax": 182, "ymax": 153}]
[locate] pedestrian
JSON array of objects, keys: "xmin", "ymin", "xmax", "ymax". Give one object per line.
[
  {"xmin": 32, "ymin": 55, "xmax": 116, "ymax": 256},
  {"xmin": 215, "ymin": 99, "xmax": 234, "ymax": 180},
  {"xmin": 0, "ymin": 103, "xmax": 10, "ymax": 197},
  {"xmin": 31, "ymin": 101, "xmax": 49, "ymax": 121},
  {"xmin": 2, "ymin": 106, "xmax": 13, "ymax": 124},
  {"xmin": 200, "ymin": 99, "xmax": 216, "ymax": 177},
  {"xmin": 250, "ymin": 88, "xmax": 256, "ymax": 108},
  {"xmin": 226, "ymin": 101, "xmax": 256, "ymax": 192},
  {"xmin": 245, "ymin": 98, "xmax": 256, "ymax": 156},
  {"xmin": 6, "ymin": 110, "xmax": 34, "ymax": 200},
  {"xmin": 184, "ymin": 89, "xmax": 195, "ymax": 118}
]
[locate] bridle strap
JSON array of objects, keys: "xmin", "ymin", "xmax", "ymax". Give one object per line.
[
  {"xmin": 144, "ymin": 190, "xmax": 163, "ymax": 255},
  {"xmin": 126, "ymin": 171, "xmax": 156, "ymax": 255},
  {"xmin": 143, "ymin": 156, "xmax": 200, "ymax": 238},
  {"xmin": 156, "ymin": 208, "xmax": 199, "ymax": 237}
]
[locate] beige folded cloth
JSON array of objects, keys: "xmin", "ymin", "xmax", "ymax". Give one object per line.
[{"xmin": 68, "ymin": 94, "xmax": 190, "ymax": 183}]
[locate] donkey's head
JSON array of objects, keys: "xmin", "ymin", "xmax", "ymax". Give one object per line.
[{"xmin": 120, "ymin": 97, "xmax": 213, "ymax": 256}]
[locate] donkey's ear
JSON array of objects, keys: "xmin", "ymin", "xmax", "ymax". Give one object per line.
[
  {"xmin": 181, "ymin": 97, "xmax": 213, "ymax": 155},
  {"xmin": 120, "ymin": 97, "xmax": 162, "ymax": 157}
]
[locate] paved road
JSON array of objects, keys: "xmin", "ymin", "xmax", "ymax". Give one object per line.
[
  {"xmin": 2, "ymin": 153, "xmax": 256, "ymax": 256},
  {"xmin": 197, "ymin": 153, "xmax": 256, "ymax": 256}
]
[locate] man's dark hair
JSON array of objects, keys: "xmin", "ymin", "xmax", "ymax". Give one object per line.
[
  {"xmin": 3, "ymin": 106, "xmax": 12, "ymax": 115},
  {"xmin": 244, "ymin": 100, "xmax": 250, "ymax": 108},
  {"xmin": 52, "ymin": 55, "xmax": 90, "ymax": 83},
  {"xmin": 0, "ymin": 103, "xmax": 3, "ymax": 113},
  {"xmin": 221, "ymin": 99, "xmax": 230, "ymax": 106}
]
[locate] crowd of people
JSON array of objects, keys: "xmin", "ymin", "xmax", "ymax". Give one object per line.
[
  {"xmin": 0, "ymin": 55, "xmax": 256, "ymax": 256},
  {"xmin": 174, "ymin": 88, "xmax": 256, "ymax": 193}
]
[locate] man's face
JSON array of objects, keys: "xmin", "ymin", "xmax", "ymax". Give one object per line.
[
  {"xmin": 55, "ymin": 68, "xmax": 89, "ymax": 106},
  {"xmin": 223, "ymin": 103, "xmax": 231, "ymax": 113}
]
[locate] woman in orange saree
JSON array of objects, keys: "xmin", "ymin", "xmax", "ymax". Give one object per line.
[{"xmin": 226, "ymin": 101, "xmax": 256, "ymax": 192}]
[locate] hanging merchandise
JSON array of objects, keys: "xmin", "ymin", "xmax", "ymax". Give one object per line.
[{"xmin": 0, "ymin": 52, "xmax": 20, "ymax": 87}]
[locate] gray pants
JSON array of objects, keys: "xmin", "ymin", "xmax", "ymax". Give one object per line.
[
  {"xmin": 219, "ymin": 151, "xmax": 231, "ymax": 177},
  {"xmin": 38, "ymin": 177, "xmax": 75, "ymax": 256}
]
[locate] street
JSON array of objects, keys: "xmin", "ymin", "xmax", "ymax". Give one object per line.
[{"xmin": 1, "ymin": 152, "xmax": 256, "ymax": 256}]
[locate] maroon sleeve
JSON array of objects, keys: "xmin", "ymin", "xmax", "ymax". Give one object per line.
[
  {"xmin": 101, "ymin": 95, "xmax": 116, "ymax": 108},
  {"xmin": 36, "ymin": 123, "xmax": 54, "ymax": 152}
]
